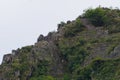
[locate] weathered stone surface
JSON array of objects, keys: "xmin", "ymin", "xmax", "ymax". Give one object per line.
[
  {"xmin": 14, "ymin": 70, "xmax": 20, "ymax": 77},
  {"xmin": 0, "ymin": 14, "xmax": 120, "ymax": 80},
  {"xmin": 37, "ymin": 34, "xmax": 44, "ymax": 42},
  {"xmin": 2, "ymin": 54, "xmax": 12, "ymax": 64},
  {"xmin": 109, "ymin": 45, "xmax": 120, "ymax": 58}
]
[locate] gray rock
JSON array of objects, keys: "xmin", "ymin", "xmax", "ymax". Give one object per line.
[
  {"xmin": 37, "ymin": 34, "xmax": 44, "ymax": 42},
  {"xmin": 14, "ymin": 70, "xmax": 20, "ymax": 77},
  {"xmin": 2, "ymin": 54, "xmax": 12, "ymax": 64},
  {"xmin": 109, "ymin": 45, "xmax": 120, "ymax": 58}
]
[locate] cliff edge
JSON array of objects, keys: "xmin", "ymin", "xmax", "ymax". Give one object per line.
[{"xmin": 0, "ymin": 7, "xmax": 120, "ymax": 80}]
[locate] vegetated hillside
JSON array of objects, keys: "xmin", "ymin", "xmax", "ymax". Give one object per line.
[{"xmin": 0, "ymin": 7, "xmax": 120, "ymax": 80}]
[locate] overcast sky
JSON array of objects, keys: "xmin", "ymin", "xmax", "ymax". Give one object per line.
[{"xmin": 0, "ymin": 0, "xmax": 120, "ymax": 63}]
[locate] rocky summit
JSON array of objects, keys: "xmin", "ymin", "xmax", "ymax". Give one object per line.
[{"xmin": 0, "ymin": 7, "xmax": 120, "ymax": 80}]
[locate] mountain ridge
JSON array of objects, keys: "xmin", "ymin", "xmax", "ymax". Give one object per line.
[{"xmin": 0, "ymin": 7, "xmax": 120, "ymax": 80}]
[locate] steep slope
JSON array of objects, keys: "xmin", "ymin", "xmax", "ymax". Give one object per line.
[{"xmin": 0, "ymin": 7, "xmax": 120, "ymax": 80}]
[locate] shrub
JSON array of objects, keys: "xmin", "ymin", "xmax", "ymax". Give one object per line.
[
  {"xmin": 76, "ymin": 68, "xmax": 92, "ymax": 80},
  {"xmin": 64, "ymin": 19, "xmax": 84, "ymax": 37},
  {"xmin": 89, "ymin": 58, "xmax": 120, "ymax": 80},
  {"xmin": 58, "ymin": 37, "xmax": 88, "ymax": 74},
  {"xmin": 30, "ymin": 75, "xmax": 56, "ymax": 80},
  {"xmin": 83, "ymin": 7, "xmax": 108, "ymax": 26},
  {"xmin": 21, "ymin": 46, "xmax": 32, "ymax": 52},
  {"xmin": 63, "ymin": 74, "xmax": 71, "ymax": 80},
  {"xmin": 32, "ymin": 60, "xmax": 48, "ymax": 77}
]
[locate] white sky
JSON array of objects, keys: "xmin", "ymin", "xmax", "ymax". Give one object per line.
[{"xmin": 0, "ymin": 0, "xmax": 120, "ymax": 63}]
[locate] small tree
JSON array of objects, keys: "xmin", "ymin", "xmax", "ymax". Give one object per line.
[{"xmin": 83, "ymin": 7, "xmax": 108, "ymax": 26}]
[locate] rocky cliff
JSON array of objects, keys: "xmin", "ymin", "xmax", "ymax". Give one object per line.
[{"xmin": 0, "ymin": 7, "xmax": 120, "ymax": 80}]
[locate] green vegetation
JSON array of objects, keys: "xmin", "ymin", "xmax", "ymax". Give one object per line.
[
  {"xmin": 1, "ymin": 7, "xmax": 120, "ymax": 80},
  {"xmin": 31, "ymin": 60, "xmax": 49, "ymax": 77},
  {"xmin": 83, "ymin": 7, "xmax": 108, "ymax": 26},
  {"xmin": 58, "ymin": 36, "xmax": 89, "ymax": 79},
  {"xmin": 83, "ymin": 7, "xmax": 120, "ymax": 27},
  {"xmin": 90, "ymin": 58, "xmax": 120, "ymax": 80},
  {"xmin": 64, "ymin": 18, "xmax": 85, "ymax": 37},
  {"xmin": 30, "ymin": 76, "xmax": 56, "ymax": 80}
]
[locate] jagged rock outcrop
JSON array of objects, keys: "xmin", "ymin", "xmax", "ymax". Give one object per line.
[
  {"xmin": 0, "ymin": 7, "xmax": 120, "ymax": 80},
  {"xmin": 2, "ymin": 54, "xmax": 13, "ymax": 64},
  {"xmin": 37, "ymin": 34, "xmax": 44, "ymax": 42}
]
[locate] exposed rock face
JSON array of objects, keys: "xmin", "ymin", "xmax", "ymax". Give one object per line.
[
  {"xmin": 37, "ymin": 34, "xmax": 44, "ymax": 42},
  {"xmin": 0, "ymin": 8, "xmax": 120, "ymax": 80},
  {"xmin": 80, "ymin": 18, "xmax": 95, "ymax": 30},
  {"xmin": 0, "ymin": 26, "xmax": 65, "ymax": 79},
  {"xmin": 34, "ymin": 33, "xmax": 64, "ymax": 77},
  {"xmin": 109, "ymin": 45, "xmax": 120, "ymax": 58},
  {"xmin": 2, "ymin": 54, "xmax": 13, "ymax": 64}
]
